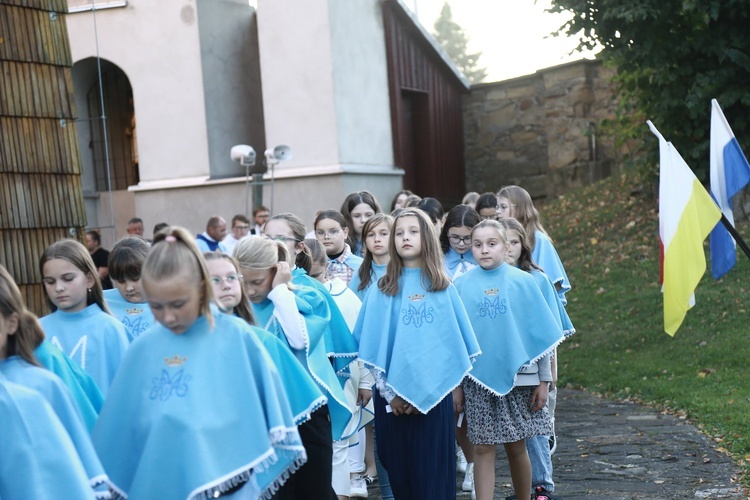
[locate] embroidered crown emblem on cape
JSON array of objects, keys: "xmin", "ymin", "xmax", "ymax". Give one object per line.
[{"xmin": 165, "ymin": 355, "xmax": 187, "ymax": 367}]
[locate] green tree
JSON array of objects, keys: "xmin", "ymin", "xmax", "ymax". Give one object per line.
[
  {"xmin": 433, "ymin": 2, "xmax": 487, "ymax": 85},
  {"xmin": 549, "ymin": 0, "xmax": 750, "ymax": 179}
]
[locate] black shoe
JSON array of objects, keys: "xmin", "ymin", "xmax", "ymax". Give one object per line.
[{"xmin": 534, "ymin": 486, "xmax": 562, "ymax": 500}]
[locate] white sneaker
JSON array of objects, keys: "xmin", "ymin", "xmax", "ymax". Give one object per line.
[
  {"xmin": 456, "ymin": 447, "xmax": 467, "ymax": 473},
  {"xmin": 549, "ymin": 432, "xmax": 557, "ymax": 456},
  {"xmin": 350, "ymin": 475, "xmax": 368, "ymax": 498},
  {"xmin": 461, "ymin": 462, "xmax": 474, "ymax": 492},
  {"xmin": 547, "ymin": 386, "xmax": 558, "ymax": 417}
]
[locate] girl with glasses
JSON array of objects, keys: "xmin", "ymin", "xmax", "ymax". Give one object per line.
[
  {"xmin": 234, "ymin": 235, "xmax": 354, "ymax": 499},
  {"xmin": 440, "ymin": 204, "xmax": 481, "ymax": 281},
  {"xmin": 264, "ymin": 213, "xmax": 359, "ymax": 406}
]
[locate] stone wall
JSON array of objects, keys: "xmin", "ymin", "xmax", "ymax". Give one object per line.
[{"xmin": 463, "ymin": 59, "xmax": 619, "ymax": 201}]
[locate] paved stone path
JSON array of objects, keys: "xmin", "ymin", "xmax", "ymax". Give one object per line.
[{"xmin": 367, "ymin": 388, "xmax": 746, "ymax": 499}]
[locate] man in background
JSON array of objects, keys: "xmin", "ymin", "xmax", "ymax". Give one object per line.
[
  {"xmin": 195, "ymin": 216, "xmax": 227, "ymax": 253},
  {"xmin": 85, "ymin": 229, "xmax": 112, "ymax": 289},
  {"xmin": 222, "ymin": 215, "xmax": 251, "ymax": 255},
  {"xmin": 251, "ymin": 206, "xmax": 270, "ymax": 235},
  {"xmin": 127, "ymin": 217, "xmax": 144, "ymax": 236}
]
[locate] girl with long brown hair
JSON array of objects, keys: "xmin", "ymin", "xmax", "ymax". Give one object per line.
[
  {"xmin": 38, "ymin": 239, "xmax": 129, "ymax": 396},
  {"xmin": 353, "ymin": 209, "xmax": 481, "ymax": 499}
]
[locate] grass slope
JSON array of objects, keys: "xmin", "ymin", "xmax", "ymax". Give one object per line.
[{"xmin": 543, "ymin": 168, "xmax": 750, "ymax": 481}]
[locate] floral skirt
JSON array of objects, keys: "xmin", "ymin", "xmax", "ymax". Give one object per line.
[{"xmin": 463, "ymin": 378, "xmax": 553, "ymax": 445}]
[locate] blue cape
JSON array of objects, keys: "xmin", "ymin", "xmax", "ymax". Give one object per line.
[
  {"xmin": 291, "ymin": 268, "xmax": 357, "ymax": 375},
  {"xmin": 0, "ymin": 376, "xmax": 96, "ymax": 499},
  {"xmin": 532, "ymin": 230, "xmax": 571, "ymax": 304},
  {"xmin": 39, "ymin": 304, "xmax": 130, "ymax": 396},
  {"xmin": 34, "ymin": 339, "xmax": 103, "ymax": 430},
  {"xmin": 454, "ymin": 264, "xmax": 564, "ymax": 396},
  {"xmin": 444, "ymin": 247, "xmax": 477, "ymax": 280},
  {"xmin": 253, "ymin": 285, "xmax": 353, "ymax": 441},
  {"xmin": 0, "ymin": 357, "xmax": 109, "ymax": 496},
  {"xmin": 104, "ymin": 288, "xmax": 155, "ymax": 342},
  {"xmin": 92, "ymin": 312, "xmax": 305, "ymax": 500},
  {"xmin": 529, "ymin": 269, "xmax": 575, "ymax": 337},
  {"xmin": 239, "ymin": 316, "xmax": 328, "ymax": 425},
  {"xmin": 348, "ymin": 262, "xmax": 387, "ymax": 302},
  {"xmin": 353, "ymin": 268, "xmax": 481, "ymax": 413}
]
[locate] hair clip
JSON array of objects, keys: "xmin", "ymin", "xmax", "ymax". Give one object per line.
[{"xmin": 165, "ymin": 235, "xmax": 177, "ymax": 242}]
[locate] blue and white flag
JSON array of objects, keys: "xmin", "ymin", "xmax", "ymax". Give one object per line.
[{"xmin": 709, "ymin": 99, "xmax": 750, "ymax": 279}]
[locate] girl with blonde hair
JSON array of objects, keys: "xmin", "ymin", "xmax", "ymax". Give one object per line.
[
  {"xmin": 454, "ymin": 220, "xmax": 564, "ymax": 500},
  {"xmin": 497, "ymin": 185, "xmax": 571, "ymax": 303},
  {"xmin": 93, "ymin": 227, "xmax": 304, "ymax": 499},
  {"xmin": 235, "ymin": 235, "xmax": 353, "ymax": 499}
]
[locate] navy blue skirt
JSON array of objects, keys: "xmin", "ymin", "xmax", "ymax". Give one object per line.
[{"xmin": 373, "ymin": 391, "xmax": 456, "ymax": 499}]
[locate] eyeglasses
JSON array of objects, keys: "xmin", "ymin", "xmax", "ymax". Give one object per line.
[
  {"xmin": 315, "ymin": 229, "xmax": 341, "ymax": 238},
  {"xmin": 210, "ymin": 274, "xmax": 242, "ymax": 285},
  {"xmin": 266, "ymin": 235, "xmax": 300, "ymax": 244},
  {"xmin": 448, "ymin": 234, "xmax": 472, "ymax": 245},
  {"xmin": 234, "ymin": 225, "xmax": 250, "ymax": 232}
]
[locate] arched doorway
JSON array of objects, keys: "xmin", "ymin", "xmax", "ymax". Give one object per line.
[{"xmin": 72, "ymin": 57, "xmax": 137, "ymax": 246}]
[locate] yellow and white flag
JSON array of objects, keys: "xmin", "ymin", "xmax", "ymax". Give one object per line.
[{"xmin": 647, "ymin": 120, "xmax": 721, "ymax": 335}]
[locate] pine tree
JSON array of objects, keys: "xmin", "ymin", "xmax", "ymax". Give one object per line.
[{"xmin": 433, "ymin": 2, "xmax": 487, "ymax": 84}]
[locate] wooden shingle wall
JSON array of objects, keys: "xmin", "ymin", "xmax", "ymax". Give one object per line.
[{"xmin": 0, "ymin": 0, "xmax": 86, "ymax": 315}]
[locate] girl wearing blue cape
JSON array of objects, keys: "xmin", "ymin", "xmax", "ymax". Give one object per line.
[
  {"xmin": 0, "ymin": 262, "xmax": 102, "ymax": 429},
  {"xmin": 0, "ymin": 265, "xmax": 110, "ymax": 498},
  {"xmin": 204, "ymin": 251, "xmax": 328, "ymax": 427},
  {"xmin": 498, "ymin": 185, "xmax": 571, "ymax": 305},
  {"xmin": 453, "ymin": 220, "xmax": 564, "ymax": 500},
  {"xmin": 344, "ymin": 213, "xmax": 395, "ymax": 498},
  {"xmin": 502, "ymin": 217, "xmax": 575, "ymax": 500},
  {"xmin": 440, "ymin": 204, "xmax": 480, "ymax": 281},
  {"xmin": 439, "ymin": 204, "xmax": 481, "ymax": 494},
  {"xmin": 340, "ymin": 190, "xmax": 382, "ymax": 257},
  {"xmin": 0, "ymin": 376, "xmax": 97, "ymax": 499},
  {"xmin": 306, "ymin": 237, "xmax": 375, "ymax": 499},
  {"xmin": 92, "ymin": 227, "xmax": 305, "ymax": 500},
  {"xmin": 39, "ymin": 239, "xmax": 130, "ymax": 397},
  {"xmin": 264, "ymin": 213, "xmax": 358, "ymax": 379},
  {"xmin": 103, "ymin": 236, "xmax": 155, "ymax": 342},
  {"xmin": 348, "ymin": 213, "xmax": 393, "ymax": 302},
  {"xmin": 353, "ymin": 209, "xmax": 481, "ymax": 500},
  {"xmin": 235, "ymin": 235, "xmax": 354, "ymax": 500}
]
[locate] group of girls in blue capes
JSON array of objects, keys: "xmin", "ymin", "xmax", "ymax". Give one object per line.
[{"xmin": 0, "ymin": 184, "xmax": 573, "ymax": 500}]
